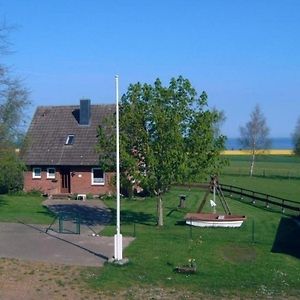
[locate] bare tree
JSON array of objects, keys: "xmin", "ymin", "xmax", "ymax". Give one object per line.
[
  {"xmin": 0, "ymin": 22, "xmax": 29, "ymax": 193},
  {"xmin": 0, "ymin": 23, "xmax": 29, "ymax": 146},
  {"xmin": 239, "ymin": 104, "xmax": 271, "ymax": 176},
  {"xmin": 292, "ymin": 117, "xmax": 300, "ymax": 156}
]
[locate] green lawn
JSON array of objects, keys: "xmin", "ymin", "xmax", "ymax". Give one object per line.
[
  {"xmin": 0, "ymin": 155, "xmax": 299, "ymax": 297},
  {"xmin": 222, "ymin": 155, "xmax": 300, "ymax": 179},
  {"xmin": 87, "ymin": 186, "xmax": 300, "ymax": 298},
  {"xmin": 220, "ymin": 155, "xmax": 300, "ymax": 202},
  {"xmin": 220, "ymin": 175, "xmax": 300, "ymax": 203},
  {"xmin": 0, "ymin": 194, "xmax": 54, "ymax": 224}
]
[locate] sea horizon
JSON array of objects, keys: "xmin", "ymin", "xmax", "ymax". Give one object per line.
[{"xmin": 226, "ymin": 137, "xmax": 293, "ymax": 150}]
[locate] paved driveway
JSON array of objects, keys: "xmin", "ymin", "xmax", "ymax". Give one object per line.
[{"xmin": 0, "ymin": 200, "xmax": 133, "ymax": 266}]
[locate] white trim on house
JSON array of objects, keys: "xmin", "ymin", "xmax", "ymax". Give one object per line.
[
  {"xmin": 91, "ymin": 168, "xmax": 105, "ymax": 185},
  {"xmin": 47, "ymin": 167, "xmax": 56, "ymax": 179},
  {"xmin": 32, "ymin": 167, "xmax": 41, "ymax": 179}
]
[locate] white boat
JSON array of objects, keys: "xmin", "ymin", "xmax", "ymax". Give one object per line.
[{"xmin": 185, "ymin": 213, "xmax": 246, "ymax": 228}]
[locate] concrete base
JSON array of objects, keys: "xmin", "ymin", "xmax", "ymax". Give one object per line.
[{"xmin": 108, "ymin": 257, "xmax": 129, "ymax": 265}]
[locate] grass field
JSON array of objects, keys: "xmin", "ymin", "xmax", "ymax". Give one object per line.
[
  {"xmin": 0, "ymin": 155, "xmax": 299, "ymax": 298},
  {"xmin": 89, "ymin": 155, "xmax": 300, "ymax": 297},
  {"xmin": 92, "ymin": 187, "xmax": 300, "ymax": 298},
  {"xmin": 0, "ymin": 194, "xmax": 54, "ymax": 224},
  {"xmin": 221, "ymin": 155, "xmax": 300, "ymax": 180},
  {"xmin": 220, "ymin": 155, "xmax": 300, "ymax": 204}
]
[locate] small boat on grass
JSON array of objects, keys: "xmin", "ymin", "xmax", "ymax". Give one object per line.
[
  {"xmin": 184, "ymin": 175, "xmax": 246, "ymax": 228},
  {"xmin": 185, "ymin": 212, "xmax": 246, "ymax": 228}
]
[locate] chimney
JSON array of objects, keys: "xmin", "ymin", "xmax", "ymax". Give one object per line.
[{"xmin": 79, "ymin": 99, "xmax": 91, "ymax": 125}]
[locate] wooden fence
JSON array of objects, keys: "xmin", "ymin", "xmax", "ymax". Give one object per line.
[
  {"xmin": 175, "ymin": 183, "xmax": 300, "ymax": 216},
  {"xmin": 220, "ymin": 183, "xmax": 300, "ymax": 215}
]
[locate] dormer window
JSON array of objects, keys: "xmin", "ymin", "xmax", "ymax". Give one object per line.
[{"xmin": 65, "ymin": 135, "xmax": 74, "ymax": 145}]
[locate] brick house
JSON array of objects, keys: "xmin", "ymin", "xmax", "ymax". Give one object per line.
[{"xmin": 21, "ymin": 99, "xmax": 115, "ymax": 196}]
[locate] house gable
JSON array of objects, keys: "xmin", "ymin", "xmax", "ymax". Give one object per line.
[{"xmin": 21, "ymin": 101, "xmax": 115, "ymax": 195}]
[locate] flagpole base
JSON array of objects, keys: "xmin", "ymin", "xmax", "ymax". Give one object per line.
[
  {"xmin": 114, "ymin": 233, "xmax": 123, "ymax": 260},
  {"xmin": 108, "ymin": 256, "xmax": 129, "ymax": 265}
]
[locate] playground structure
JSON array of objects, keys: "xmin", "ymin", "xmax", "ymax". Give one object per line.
[{"xmin": 185, "ymin": 176, "xmax": 246, "ymax": 228}]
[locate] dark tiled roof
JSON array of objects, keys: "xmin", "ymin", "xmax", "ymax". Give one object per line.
[{"xmin": 22, "ymin": 104, "xmax": 115, "ymax": 166}]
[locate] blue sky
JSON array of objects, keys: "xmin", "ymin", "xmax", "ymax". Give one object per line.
[{"xmin": 1, "ymin": 0, "xmax": 300, "ymax": 137}]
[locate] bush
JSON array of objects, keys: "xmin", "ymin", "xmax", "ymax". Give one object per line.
[
  {"xmin": 26, "ymin": 189, "xmax": 43, "ymax": 196},
  {"xmin": 0, "ymin": 148, "xmax": 25, "ymax": 194},
  {"xmin": 87, "ymin": 193, "xmax": 94, "ymax": 200}
]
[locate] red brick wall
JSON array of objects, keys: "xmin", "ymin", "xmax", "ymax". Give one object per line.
[
  {"xmin": 70, "ymin": 167, "xmax": 114, "ymax": 195},
  {"xmin": 23, "ymin": 166, "xmax": 115, "ymax": 196},
  {"xmin": 23, "ymin": 168, "xmax": 60, "ymax": 194}
]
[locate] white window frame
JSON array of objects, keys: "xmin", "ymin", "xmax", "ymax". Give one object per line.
[
  {"xmin": 91, "ymin": 168, "xmax": 105, "ymax": 185},
  {"xmin": 32, "ymin": 167, "xmax": 41, "ymax": 179},
  {"xmin": 47, "ymin": 167, "xmax": 56, "ymax": 179}
]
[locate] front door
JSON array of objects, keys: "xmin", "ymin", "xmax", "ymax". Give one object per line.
[{"xmin": 61, "ymin": 168, "xmax": 71, "ymax": 193}]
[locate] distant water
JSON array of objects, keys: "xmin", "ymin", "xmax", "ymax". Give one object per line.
[{"xmin": 226, "ymin": 137, "xmax": 293, "ymax": 150}]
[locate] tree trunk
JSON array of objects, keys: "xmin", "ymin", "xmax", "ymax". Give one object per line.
[
  {"xmin": 250, "ymin": 152, "xmax": 255, "ymax": 177},
  {"xmin": 157, "ymin": 195, "xmax": 164, "ymax": 226}
]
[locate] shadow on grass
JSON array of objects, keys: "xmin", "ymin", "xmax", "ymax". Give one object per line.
[
  {"xmin": 109, "ymin": 208, "xmax": 156, "ymax": 226},
  {"xmin": 37, "ymin": 207, "xmax": 56, "ymax": 218},
  {"xmin": 0, "ymin": 196, "xmax": 8, "ymax": 207},
  {"xmin": 175, "ymin": 220, "xmax": 186, "ymax": 226},
  {"xmin": 271, "ymin": 216, "xmax": 300, "ymax": 259}
]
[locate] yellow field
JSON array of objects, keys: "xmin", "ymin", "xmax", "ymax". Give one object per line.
[{"xmin": 222, "ymin": 149, "xmax": 294, "ymax": 155}]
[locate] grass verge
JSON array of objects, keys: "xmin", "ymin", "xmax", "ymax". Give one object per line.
[{"xmin": 0, "ymin": 194, "xmax": 55, "ymax": 224}]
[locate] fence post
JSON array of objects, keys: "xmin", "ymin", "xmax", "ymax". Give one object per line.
[
  {"xmin": 252, "ymin": 191, "xmax": 255, "ymax": 204},
  {"xmin": 266, "ymin": 195, "xmax": 269, "ymax": 208},
  {"xmin": 281, "ymin": 200, "xmax": 285, "ymax": 214}
]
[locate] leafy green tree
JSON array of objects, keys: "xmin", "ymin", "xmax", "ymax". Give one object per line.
[
  {"xmin": 292, "ymin": 117, "xmax": 300, "ymax": 156},
  {"xmin": 0, "ymin": 148, "xmax": 25, "ymax": 193},
  {"xmin": 239, "ymin": 104, "xmax": 271, "ymax": 176},
  {"xmin": 0, "ymin": 23, "xmax": 29, "ymax": 193},
  {"xmin": 98, "ymin": 76, "xmax": 226, "ymax": 226}
]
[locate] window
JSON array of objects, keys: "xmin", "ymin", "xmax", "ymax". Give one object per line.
[
  {"xmin": 32, "ymin": 168, "xmax": 41, "ymax": 179},
  {"xmin": 47, "ymin": 168, "xmax": 56, "ymax": 179},
  {"xmin": 91, "ymin": 168, "xmax": 104, "ymax": 185},
  {"xmin": 65, "ymin": 134, "xmax": 75, "ymax": 145}
]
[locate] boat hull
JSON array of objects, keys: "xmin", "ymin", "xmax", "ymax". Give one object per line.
[{"xmin": 185, "ymin": 213, "xmax": 246, "ymax": 228}]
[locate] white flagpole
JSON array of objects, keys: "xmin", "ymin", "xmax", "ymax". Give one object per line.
[{"xmin": 114, "ymin": 75, "xmax": 123, "ymax": 260}]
